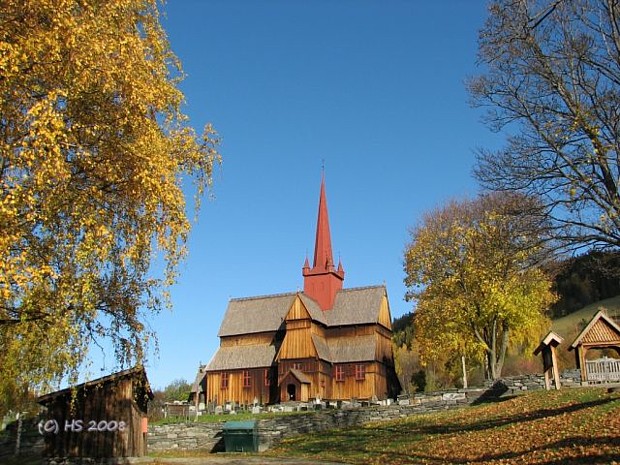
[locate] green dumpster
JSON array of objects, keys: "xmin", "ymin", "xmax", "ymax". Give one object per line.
[{"xmin": 222, "ymin": 420, "xmax": 258, "ymax": 452}]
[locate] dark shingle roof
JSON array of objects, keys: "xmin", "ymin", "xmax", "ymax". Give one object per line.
[
  {"xmin": 288, "ymin": 368, "xmax": 311, "ymax": 384},
  {"xmin": 327, "ymin": 335, "xmax": 377, "ymax": 363},
  {"xmin": 218, "ymin": 285, "xmax": 387, "ymax": 337},
  {"xmin": 311, "ymin": 334, "xmax": 331, "ymax": 360},
  {"xmin": 321, "ymin": 286, "xmax": 387, "ymax": 326},
  {"xmin": 218, "ymin": 292, "xmax": 296, "ymax": 337},
  {"xmin": 311, "ymin": 334, "xmax": 378, "ymax": 363},
  {"xmin": 206, "ymin": 344, "xmax": 276, "ymax": 371}
]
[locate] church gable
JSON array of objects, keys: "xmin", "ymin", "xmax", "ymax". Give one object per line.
[
  {"xmin": 276, "ymin": 296, "xmax": 320, "ymax": 360},
  {"xmin": 377, "ymin": 295, "xmax": 393, "ymax": 330},
  {"xmin": 284, "ymin": 295, "xmax": 312, "ymax": 321}
]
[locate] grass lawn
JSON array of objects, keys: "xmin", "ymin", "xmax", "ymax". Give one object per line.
[{"xmin": 267, "ymin": 387, "xmax": 620, "ymax": 465}]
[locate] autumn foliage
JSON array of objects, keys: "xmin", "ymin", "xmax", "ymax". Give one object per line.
[
  {"xmin": 404, "ymin": 194, "xmax": 557, "ymax": 380},
  {"xmin": 0, "ymin": 0, "xmax": 219, "ymax": 411}
]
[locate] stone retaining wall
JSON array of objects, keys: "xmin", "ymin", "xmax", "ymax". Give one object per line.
[
  {"xmin": 148, "ymin": 387, "xmax": 487, "ymax": 453},
  {"xmin": 490, "ymin": 369, "xmax": 582, "ymax": 395}
]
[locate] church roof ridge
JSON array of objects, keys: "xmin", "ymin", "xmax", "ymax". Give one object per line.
[
  {"xmin": 230, "ymin": 284, "xmax": 385, "ymax": 304},
  {"xmin": 229, "ymin": 291, "xmax": 297, "ymax": 303},
  {"xmin": 337, "ymin": 284, "xmax": 386, "ymax": 293}
]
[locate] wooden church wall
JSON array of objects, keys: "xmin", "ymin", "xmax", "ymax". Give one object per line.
[
  {"xmin": 278, "ymin": 326, "xmax": 317, "ymax": 360},
  {"xmin": 206, "ymin": 368, "xmax": 275, "ymax": 406},
  {"xmin": 326, "ymin": 324, "xmax": 375, "ymax": 339},
  {"xmin": 375, "ymin": 329, "xmax": 395, "ymax": 363},
  {"xmin": 330, "ymin": 361, "xmax": 382, "ymax": 400},
  {"xmin": 220, "ymin": 332, "xmax": 275, "ymax": 347}
]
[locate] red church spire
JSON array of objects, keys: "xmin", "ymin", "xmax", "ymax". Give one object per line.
[
  {"xmin": 303, "ymin": 175, "xmax": 345, "ymax": 310},
  {"xmin": 314, "ymin": 177, "xmax": 335, "ymax": 271}
]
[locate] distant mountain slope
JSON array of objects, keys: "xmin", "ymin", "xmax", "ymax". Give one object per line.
[{"xmin": 550, "ymin": 294, "xmax": 620, "ymax": 340}]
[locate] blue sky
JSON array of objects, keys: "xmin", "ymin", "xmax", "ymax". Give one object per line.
[{"xmin": 116, "ymin": 1, "xmax": 505, "ymax": 390}]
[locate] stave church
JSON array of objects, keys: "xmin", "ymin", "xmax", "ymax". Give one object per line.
[{"xmin": 200, "ymin": 177, "xmax": 400, "ymax": 405}]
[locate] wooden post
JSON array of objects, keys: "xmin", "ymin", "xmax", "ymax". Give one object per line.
[
  {"xmin": 542, "ymin": 349, "xmax": 552, "ymax": 390},
  {"xmin": 579, "ymin": 347, "xmax": 588, "ymax": 384},
  {"xmin": 461, "ymin": 355, "xmax": 468, "ymax": 389},
  {"xmin": 551, "ymin": 344, "xmax": 561, "ymax": 390}
]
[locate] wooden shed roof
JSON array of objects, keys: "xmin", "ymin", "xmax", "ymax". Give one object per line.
[
  {"xmin": 533, "ymin": 331, "xmax": 564, "ymax": 355},
  {"xmin": 38, "ymin": 366, "xmax": 153, "ymax": 404},
  {"xmin": 569, "ymin": 309, "xmax": 620, "ymax": 350},
  {"xmin": 218, "ymin": 285, "xmax": 387, "ymax": 337}
]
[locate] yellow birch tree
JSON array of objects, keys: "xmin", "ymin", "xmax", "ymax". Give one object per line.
[
  {"xmin": 404, "ymin": 194, "xmax": 557, "ymax": 381},
  {"xmin": 0, "ymin": 0, "xmax": 220, "ymax": 412}
]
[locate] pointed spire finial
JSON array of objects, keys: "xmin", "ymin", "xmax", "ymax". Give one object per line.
[
  {"xmin": 302, "ymin": 173, "xmax": 345, "ymax": 310},
  {"xmin": 313, "ymin": 175, "xmax": 334, "ymax": 270}
]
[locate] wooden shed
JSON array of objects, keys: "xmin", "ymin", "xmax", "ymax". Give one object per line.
[
  {"xmin": 569, "ymin": 309, "xmax": 620, "ymax": 384},
  {"xmin": 37, "ymin": 366, "xmax": 153, "ymax": 459}
]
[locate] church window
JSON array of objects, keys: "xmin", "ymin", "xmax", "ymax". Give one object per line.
[
  {"xmin": 355, "ymin": 364, "xmax": 366, "ymax": 381},
  {"xmin": 335, "ymin": 365, "xmax": 344, "ymax": 382},
  {"xmin": 221, "ymin": 372, "xmax": 229, "ymax": 389},
  {"xmin": 243, "ymin": 370, "xmax": 251, "ymax": 388},
  {"xmin": 264, "ymin": 369, "xmax": 271, "ymax": 386}
]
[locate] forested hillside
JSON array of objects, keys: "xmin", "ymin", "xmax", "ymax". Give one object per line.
[{"xmin": 548, "ymin": 251, "xmax": 620, "ymax": 318}]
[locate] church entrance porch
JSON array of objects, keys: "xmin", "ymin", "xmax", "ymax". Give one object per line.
[{"xmin": 279, "ymin": 369, "xmax": 311, "ymax": 403}]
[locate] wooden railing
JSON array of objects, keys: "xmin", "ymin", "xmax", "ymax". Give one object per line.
[{"xmin": 585, "ymin": 357, "xmax": 620, "ymax": 383}]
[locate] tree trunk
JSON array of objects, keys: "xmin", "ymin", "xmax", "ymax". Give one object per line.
[
  {"xmin": 487, "ymin": 348, "xmax": 498, "ymax": 381},
  {"xmin": 461, "ymin": 355, "xmax": 468, "ymax": 389},
  {"xmin": 486, "ymin": 325, "xmax": 510, "ymax": 381},
  {"xmin": 487, "ymin": 319, "xmax": 499, "ymax": 380}
]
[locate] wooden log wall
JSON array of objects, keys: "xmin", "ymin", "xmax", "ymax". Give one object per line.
[{"xmin": 41, "ymin": 378, "xmax": 147, "ymax": 458}]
